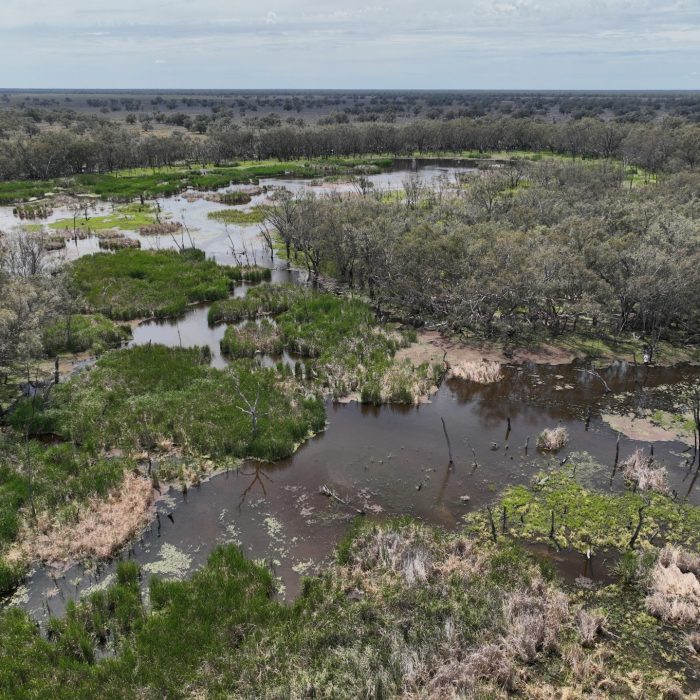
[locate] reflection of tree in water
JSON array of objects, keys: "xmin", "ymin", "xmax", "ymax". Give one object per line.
[{"xmin": 237, "ymin": 464, "xmax": 273, "ymax": 510}]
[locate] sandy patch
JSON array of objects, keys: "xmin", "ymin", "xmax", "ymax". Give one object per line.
[
  {"xmin": 395, "ymin": 330, "xmax": 578, "ymax": 374},
  {"xmin": 602, "ymin": 414, "xmax": 694, "ymax": 446},
  {"xmin": 15, "ymin": 472, "xmax": 155, "ymax": 569}
]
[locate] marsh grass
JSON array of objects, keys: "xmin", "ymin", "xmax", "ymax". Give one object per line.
[
  {"xmin": 37, "ymin": 345, "xmax": 325, "ymax": 461},
  {"xmin": 220, "ymin": 319, "xmax": 284, "ymax": 358},
  {"xmin": 213, "ymin": 285, "xmax": 435, "ymax": 403},
  {"xmin": 43, "ymin": 313, "xmax": 131, "ymax": 355},
  {"xmin": 70, "ymin": 249, "xmax": 267, "ymax": 320}
]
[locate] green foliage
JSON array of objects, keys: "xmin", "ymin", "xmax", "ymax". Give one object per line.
[
  {"xmin": 480, "ymin": 463, "xmax": 700, "ymax": 554},
  {"xmin": 69, "ymin": 249, "xmax": 265, "ymax": 320},
  {"xmin": 41, "ymin": 345, "xmax": 325, "ymax": 461},
  {"xmin": 43, "ymin": 314, "xmax": 131, "ymax": 355}
]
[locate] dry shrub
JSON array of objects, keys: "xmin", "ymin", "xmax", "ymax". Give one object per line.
[
  {"xmin": 536, "ymin": 426, "xmax": 569, "ymax": 451},
  {"xmin": 18, "ymin": 472, "xmax": 154, "ymax": 567},
  {"xmin": 621, "ymin": 449, "xmax": 669, "ymax": 494},
  {"xmin": 139, "ymin": 222, "xmax": 182, "ymax": 235},
  {"xmin": 577, "ymin": 608, "xmax": 608, "ymax": 647},
  {"xmin": 451, "ymin": 360, "xmax": 503, "ymax": 384},
  {"xmin": 646, "ymin": 546, "xmax": 700, "ymax": 624}
]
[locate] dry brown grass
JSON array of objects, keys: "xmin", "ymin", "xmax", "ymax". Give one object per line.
[
  {"xmin": 139, "ymin": 222, "xmax": 182, "ymax": 236},
  {"xmin": 450, "ymin": 359, "xmax": 503, "ymax": 384},
  {"xmin": 621, "ymin": 450, "xmax": 670, "ymax": 494},
  {"xmin": 537, "ymin": 426, "xmax": 569, "ymax": 451},
  {"xmin": 646, "ymin": 546, "xmax": 700, "ymax": 624},
  {"xmin": 99, "ymin": 237, "xmax": 141, "ymax": 250},
  {"xmin": 577, "ymin": 608, "xmax": 608, "ymax": 647},
  {"xmin": 16, "ymin": 472, "xmax": 154, "ymax": 568}
]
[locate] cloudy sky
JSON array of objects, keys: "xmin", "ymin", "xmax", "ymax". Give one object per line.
[{"xmin": 1, "ymin": 0, "xmax": 700, "ymax": 89}]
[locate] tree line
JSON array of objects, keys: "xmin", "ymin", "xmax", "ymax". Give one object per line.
[
  {"xmin": 2, "ymin": 116, "xmax": 700, "ymax": 182},
  {"xmin": 263, "ymin": 159, "xmax": 700, "ymax": 354}
]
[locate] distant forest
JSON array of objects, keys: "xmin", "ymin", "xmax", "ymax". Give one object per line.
[{"xmin": 1, "ymin": 90, "xmax": 700, "ymax": 180}]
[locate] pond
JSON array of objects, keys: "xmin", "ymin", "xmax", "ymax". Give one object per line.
[{"xmin": 3, "ymin": 159, "xmax": 699, "ymax": 625}]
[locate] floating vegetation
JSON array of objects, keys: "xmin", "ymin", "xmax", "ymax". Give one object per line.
[{"xmin": 143, "ymin": 543, "xmax": 192, "ymax": 578}]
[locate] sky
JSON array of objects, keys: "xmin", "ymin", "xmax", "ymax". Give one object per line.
[{"xmin": 1, "ymin": 0, "xmax": 700, "ymax": 89}]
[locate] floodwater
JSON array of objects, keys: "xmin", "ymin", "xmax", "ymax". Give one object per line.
[{"xmin": 3, "ymin": 160, "xmax": 699, "ymax": 631}]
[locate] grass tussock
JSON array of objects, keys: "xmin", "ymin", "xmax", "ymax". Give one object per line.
[
  {"xmin": 621, "ymin": 450, "xmax": 670, "ymax": 494},
  {"xmin": 646, "ymin": 547, "xmax": 700, "ymax": 625},
  {"xmin": 537, "ymin": 426, "xmax": 569, "ymax": 451},
  {"xmin": 97, "ymin": 237, "xmax": 140, "ymax": 250},
  {"xmin": 138, "ymin": 222, "xmax": 182, "ymax": 235},
  {"xmin": 451, "ymin": 359, "xmax": 503, "ymax": 383}
]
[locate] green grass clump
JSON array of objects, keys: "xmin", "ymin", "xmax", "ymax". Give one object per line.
[
  {"xmin": 217, "ymin": 191, "xmax": 252, "ymax": 205},
  {"xmin": 220, "ymin": 319, "xmax": 284, "ymax": 358},
  {"xmin": 207, "ymin": 207, "xmax": 266, "ymax": 224},
  {"xmin": 43, "ymin": 314, "xmax": 131, "ymax": 355},
  {"xmin": 37, "ymin": 345, "xmax": 325, "ymax": 461},
  {"xmin": 70, "ymin": 249, "xmax": 261, "ymax": 320}
]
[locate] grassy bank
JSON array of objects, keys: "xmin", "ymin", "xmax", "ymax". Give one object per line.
[
  {"xmin": 0, "ymin": 516, "xmax": 697, "ymax": 697},
  {"xmin": 70, "ymin": 249, "xmax": 269, "ymax": 320}
]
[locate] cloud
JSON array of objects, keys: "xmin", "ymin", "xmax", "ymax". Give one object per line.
[{"xmin": 0, "ymin": 0, "xmax": 698, "ymax": 88}]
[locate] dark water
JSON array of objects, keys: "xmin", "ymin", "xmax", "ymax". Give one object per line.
[{"xmin": 18, "ymin": 349, "xmax": 698, "ymax": 621}]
